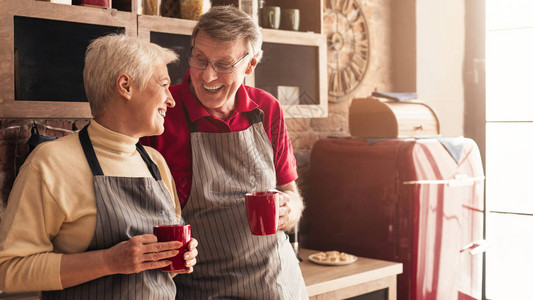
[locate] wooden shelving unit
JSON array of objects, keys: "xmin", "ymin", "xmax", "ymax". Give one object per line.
[
  {"xmin": 0, "ymin": 0, "xmax": 327, "ymax": 118},
  {"xmin": 0, "ymin": 0, "xmax": 136, "ymax": 118}
]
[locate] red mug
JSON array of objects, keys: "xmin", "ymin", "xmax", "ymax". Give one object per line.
[
  {"xmin": 153, "ymin": 224, "xmax": 191, "ymax": 271},
  {"xmin": 245, "ymin": 191, "xmax": 279, "ymax": 235},
  {"xmin": 80, "ymin": 0, "xmax": 111, "ymax": 8}
]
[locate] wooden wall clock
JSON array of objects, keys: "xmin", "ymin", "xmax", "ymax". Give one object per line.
[{"xmin": 325, "ymin": 0, "xmax": 370, "ymax": 101}]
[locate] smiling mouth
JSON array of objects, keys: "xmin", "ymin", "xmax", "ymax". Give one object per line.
[
  {"xmin": 204, "ymin": 84, "xmax": 223, "ymax": 93},
  {"xmin": 158, "ymin": 109, "xmax": 166, "ymax": 117}
]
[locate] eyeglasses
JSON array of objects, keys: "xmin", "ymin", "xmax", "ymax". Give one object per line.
[{"xmin": 188, "ymin": 52, "xmax": 250, "ymax": 74}]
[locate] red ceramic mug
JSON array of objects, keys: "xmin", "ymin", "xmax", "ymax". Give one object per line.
[
  {"xmin": 80, "ymin": 0, "xmax": 111, "ymax": 8},
  {"xmin": 153, "ymin": 224, "xmax": 191, "ymax": 271},
  {"xmin": 245, "ymin": 191, "xmax": 279, "ymax": 235}
]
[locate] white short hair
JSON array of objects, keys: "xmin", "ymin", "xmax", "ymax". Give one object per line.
[{"xmin": 83, "ymin": 34, "xmax": 178, "ymax": 117}]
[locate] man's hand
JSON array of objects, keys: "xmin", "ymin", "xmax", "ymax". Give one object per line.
[{"xmin": 276, "ymin": 181, "xmax": 304, "ymax": 232}]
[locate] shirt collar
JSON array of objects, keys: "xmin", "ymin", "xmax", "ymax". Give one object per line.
[
  {"xmin": 88, "ymin": 120, "xmax": 139, "ymax": 155},
  {"xmin": 179, "ymin": 70, "xmax": 259, "ymax": 123}
]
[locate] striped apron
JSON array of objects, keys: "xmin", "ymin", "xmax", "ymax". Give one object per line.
[
  {"xmin": 43, "ymin": 125, "xmax": 178, "ymax": 300},
  {"xmin": 175, "ymin": 108, "xmax": 308, "ymax": 299}
]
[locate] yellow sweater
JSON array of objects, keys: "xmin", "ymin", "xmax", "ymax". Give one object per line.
[{"xmin": 0, "ymin": 121, "xmax": 180, "ymax": 293}]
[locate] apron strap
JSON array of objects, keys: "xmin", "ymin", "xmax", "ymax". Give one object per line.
[
  {"xmin": 136, "ymin": 142, "xmax": 163, "ymax": 181},
  {"xmin": 244, "ymin": 108, "xmax": 264, "ymax": 125},
  {"xmin": 181, "ymin": 97, "xmax": 199, "ymax": 133},
  {"xmin": 79, "ymin": 124, "xmax": 104, "ymax": 176},
  {"xmin": 79, "ymin": 123, "xmax": 162, "ymax": 180}
]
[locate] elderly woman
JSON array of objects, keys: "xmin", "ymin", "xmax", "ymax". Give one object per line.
[
  {"xmin": 0, "ymin": 34, "xmax": 198, "ymax": 299},
  {"xmin": 142, "ymin": 6, "xmax": 307, "ymax": 299}
]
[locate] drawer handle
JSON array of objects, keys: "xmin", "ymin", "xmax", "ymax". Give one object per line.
[
  {"xmin": 414, "ymin": 124, "xmax": 424, "ymax": 131},
  {"xmin": 460, "ymin": 240, "xmax": 488, "ymax": 255},
  {"xmin": 403, "ymin": 175, "xmax": 485, "ymax": 185}
]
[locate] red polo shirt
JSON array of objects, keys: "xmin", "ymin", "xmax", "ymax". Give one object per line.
[{"xmin": 141, "ymin": 71, "xmax": 298, "ymax": 207}]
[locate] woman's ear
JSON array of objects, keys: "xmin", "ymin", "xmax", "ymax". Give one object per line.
[
  {"xmin": 117, "ymin": 73, "xmax": 133, "ymax": 100},
  {"xmin": 245, "ymin": 57, "xmax": 259, "ymax": 75}
]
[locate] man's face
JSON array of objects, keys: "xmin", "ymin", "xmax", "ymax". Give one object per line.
[{"xmin": 189, "ymin": 31, "xmax": 256, "ymax": 119}]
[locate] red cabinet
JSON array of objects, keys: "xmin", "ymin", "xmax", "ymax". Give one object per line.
[{"xmin": 303, "ymin": 137, "xmax": 484, "ymax": 300}]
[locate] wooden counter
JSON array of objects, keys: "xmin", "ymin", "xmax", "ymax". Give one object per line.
[
  {"xmin": 299, "ymin": 248, "xmax": 403, "ymax": 300},
  {"xmin": 0, "ymin": 249, "xmax": 402, "ymax": 300}
]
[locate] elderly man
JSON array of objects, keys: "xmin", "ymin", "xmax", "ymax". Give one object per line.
[{"xmin": 142, "ymin": 6, "xmax": 307, "ymax": 299}]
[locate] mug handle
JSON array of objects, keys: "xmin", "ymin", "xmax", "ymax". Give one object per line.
[
  {"xmin": 291, "ymin": 13, "xmax": 296, "ymax": 29},
  {"xmin": 268, "ymin": 11, "xmax": 274, "ymax": 28}
]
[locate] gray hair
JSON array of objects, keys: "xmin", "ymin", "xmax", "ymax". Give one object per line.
[
  {"xmin": 192, "ymin": 5, "xmax": 263, "ymax": 62},
  {"xmin": 83, "ymin": 33, "xmax": 178, "ymax": 117}
]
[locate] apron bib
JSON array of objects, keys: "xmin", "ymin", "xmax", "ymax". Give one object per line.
[
  {"xmin": 175, "ymin": 108, "xmax": 307, "ymax": 299},
  {"xmin": 43, "ymin": 125, "xmax": 178, "ymax": 300}
]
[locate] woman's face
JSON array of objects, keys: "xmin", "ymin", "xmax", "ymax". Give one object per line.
[
  {"xmin": 129, "ymin": 64, "xmax": 175, "ymax": 137},
  {"xmin": 189, "ymin": 31, "xmax": 257, "ymax": 119}
]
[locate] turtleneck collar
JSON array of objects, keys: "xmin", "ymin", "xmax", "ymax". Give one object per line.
[{"xmin": 86, "ymin": 120, "xmax": 139, "ymax": 155}]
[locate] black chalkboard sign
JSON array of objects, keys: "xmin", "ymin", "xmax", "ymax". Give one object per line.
[
  {"xmin": 255, "ymin": 42, "xmax": 319, "ymax": 105},
  {"xmin": 14, "ymin": 16, "xmax": 124, "ymax": 102},
  {"xmin": 150, "ymin": 31, "xmax": 191, "ymax": 85}
]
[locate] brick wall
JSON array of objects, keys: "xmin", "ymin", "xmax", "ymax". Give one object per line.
[
  {"xmin": 0, "ymin": 0, "xmax": 393, "ymax": 211},
  {"xmin": 0, "ymin": 119, "xmax": 89, "ymax": 214},
  {"xmin": 289, "ymin": 0, "xmax": 394, "ymax": 200}
]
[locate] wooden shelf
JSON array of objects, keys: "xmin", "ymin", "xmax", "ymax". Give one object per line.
[
  {"xmin": 211, "ymin": 0, "xmax": 322, "ymax": 33},
  {"xmin": 0, "ymin": 0, "xmax": 136, "ymax": 118},
  {"xmin": 138, "ymin": 14, "xmax": 196, "ymax": 39},
  {"xmin": 263, "ymin": 0, "xmax": 322, "ymax": 34},
  {"xmin": 259, "ymin": 30, "xmax": 327, "ymax": 118},
  {"xmin": 0, "ymin": 0, "xmax": 326, "ymax": 119}
]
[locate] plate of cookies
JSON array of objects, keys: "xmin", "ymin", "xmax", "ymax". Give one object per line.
[{"xmin": 308, "ymin": 250, "xmax": 358, "ymax": 266}]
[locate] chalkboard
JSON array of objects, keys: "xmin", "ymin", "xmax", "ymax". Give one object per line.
[
  {"xmin": 150, "ymin": 31, "xmax": 192, "ymax": 85},
  {"xmin": 255, "ymin": 42, "xmax": 319, "ymax": 106},
  {"xmin": 14, "ymin": 16, "xmax": 125, "ymax": 102}
]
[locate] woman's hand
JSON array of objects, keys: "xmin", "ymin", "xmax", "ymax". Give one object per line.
[
  {"xmin": 171, "ymin": 238, "xmax": 199, "ymax": 275},
  {"xmin": 60, "ymin": 234, "xmax": 182, "ymax": 289},
  {"xmin": 103, "ymin": 234, "xmax": 182, "ymax": 274}
]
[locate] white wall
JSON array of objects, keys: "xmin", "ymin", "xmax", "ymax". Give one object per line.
[{"xmin": 416, "ymin": 1, "xmax": 465, "ymax": 136}]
